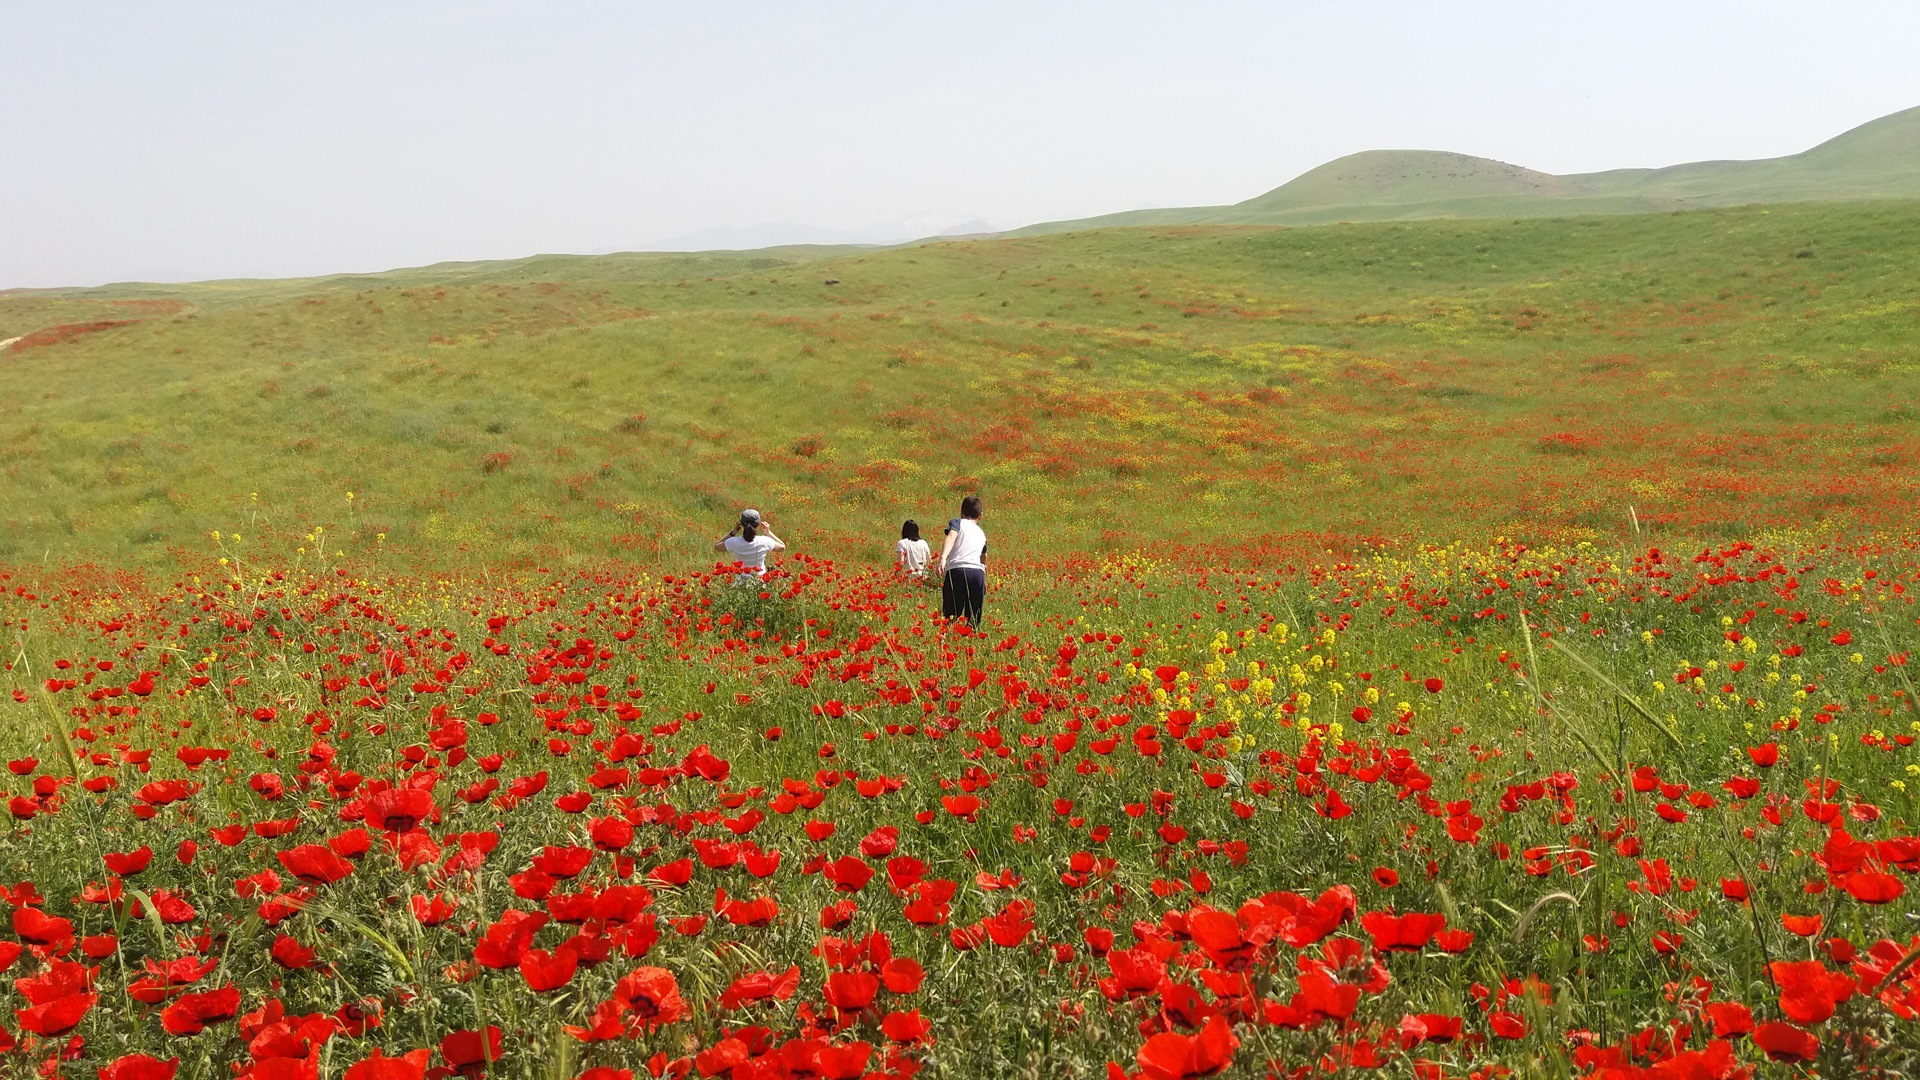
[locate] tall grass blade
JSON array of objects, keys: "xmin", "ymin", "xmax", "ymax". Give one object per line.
[{"xmin": 1541, "ymin": 633, "xmax": 1685, "ymax": 752}]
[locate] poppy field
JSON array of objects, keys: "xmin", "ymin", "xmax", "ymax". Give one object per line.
[
  {"xmin": 7, "ymin": 200, "xmax": 1920, "ymax": 1077},
  {"xmin": 3, "ymin": 530, "xmax": 1920, "ymax": 1080}
]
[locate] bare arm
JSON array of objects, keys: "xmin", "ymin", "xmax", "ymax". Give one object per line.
[
  {"xmin": 762, "ymin": 529, "xmax": 787, "ymax": 552},
  {"xmin": 713, "ymin": 525, "xmax": 739, "ymax": 554},
  {"xmin": 937, "ymin": 530, "xmax": 957, "ymax": 569}
]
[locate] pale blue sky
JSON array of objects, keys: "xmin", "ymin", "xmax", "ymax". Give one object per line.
[{"xmin": 4, "ymin": 1, "xmax": 1917, "ymax": 287}]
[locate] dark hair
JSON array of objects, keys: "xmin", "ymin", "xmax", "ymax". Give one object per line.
[
  {"xmin": 901, "ymin": 519, "xmax": 920, "ymax": 541},
  {"xmin": 739, "ymin": 515, "xmax": 757, "ymax": 542},
  {"xmin": 959, "ymin": 495, "xmax": 982, "ymax": 520}
]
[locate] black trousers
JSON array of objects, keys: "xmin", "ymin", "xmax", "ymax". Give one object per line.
[{"xmin": 942, "ymin": 567, "xmax": 985, "ymax": 626}]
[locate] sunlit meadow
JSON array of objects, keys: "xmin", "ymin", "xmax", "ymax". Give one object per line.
[{"xmin": 4, "ymin": 203, "xmax": 1920, "ymax": 1079}]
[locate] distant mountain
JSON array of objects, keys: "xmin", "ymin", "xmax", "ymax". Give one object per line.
[
  {"xmin": 1013, "ymin": 105, "xmax": 1920, "ymax": 234},
  {"xmin": 641, "ymin": 213, "xmax": 996, "ymax": 252}
]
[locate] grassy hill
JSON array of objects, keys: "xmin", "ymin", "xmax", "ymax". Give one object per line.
[
  {"xmin": 4, "ymin": 200, "xmax": 1920, "ymax": 570},
  {"xmin": 1016, "ymin": 106, "xmax": 1920, "ymax": 233}
]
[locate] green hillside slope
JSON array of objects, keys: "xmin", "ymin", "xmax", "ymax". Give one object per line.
[
  {"xmin": 4, "ymin": 200, "xmax": 1920, "ymax": 570},
  {"xmin": 1015, "ymin": 106, "xmax": 1920, "ymax": 233},
  {"xmin": 1575, "ymin": 104, "xmax": 1920, "ymax": 202}
]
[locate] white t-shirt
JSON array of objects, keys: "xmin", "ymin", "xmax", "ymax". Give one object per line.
[
  {"xmin": 897, "ymin": 537, "xmax": 930, "ymax": 575},
  {"xmin": 944, "ymin": 519, "xmax": 986, "ymax": 571},
  {"xmin": 723, "ymin": 535, "xmax": 780, "ymax": 576}
]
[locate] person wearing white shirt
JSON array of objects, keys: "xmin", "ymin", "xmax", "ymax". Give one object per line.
[
  {"xmin": 713, "ymin": 508, "xmax": 784, "ymax": 584},
  {"xmin": 935, "ymin": 495, "xmax": 987, "ymax": 626},
  {"xmin": 896, "ymin": 520, "xmax": 930, "ymax": 580}
]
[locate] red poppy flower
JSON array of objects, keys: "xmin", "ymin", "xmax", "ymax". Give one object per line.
[
  {"xmin": 440, "ymin": 1026, "xmax": 504, "ymax": 1070},
  {"xmin": 410, "ymin": 893, "xmax": 459, "ymax": 926},
  {"xmin": 135, "ymin": 779, "xmax": 198, "ymax": 807},
  {"xmin": 1705, "ymin": 1000, "xmax": 1753, "ymax": 1038},
  {"xmin": 533, "ymin": 846, "xmax": 596, "ymax": 878},
  {"xmin": 1772, "ymin": 959, "xmax": 1855, "ymax": 1024},
  {"xmin": 160, "ymin": 984, "xmax": 241, "ymax": 1035},
  {"xmin": 15, "ymin": 960, "xmax": 97, "ymax": 1028},
  {"xmin": 126, "ymin": 955, "xmax": 217, "ymax": 1004},
  {"xmin": 474, "ymin": 910, "xmax": 549, "ymax": 969},
  {"xmin": 718, "ymin": 966, "xmax": 801, "ymax": 1009},
  {"xmin": 15, "ymin": 990, "xmax": 96, "ymax": 1036},
  {"xmin": 104, "ymin": 846, "xmax": 154, "ymax": 876},
  {"xmin": 1489, "ymin": 1011, "xmax": 1528, "ymax": 1039},
  {"xmin": 343, "ymin": 1048, "xmax": 431, "ymax": 1080},
  {"xmin": 824, "ymin": 970, "xmax": 880, "ymax": 1012},
  {"xmin": 819, "ymin": 901, "xmax": 857, "ymax": 929},
  {"xmin": 1186, "ymin": 907, "xmax": 1259, "ymax": 971},
  {"xmin": 1100, "ymin": 947, "xmax": 1168, "ymax": 1002},
  {"xmin": 1317, "ymin": 790, "xmax": 1353, "ymax": 820},
  {"xmin": 588, "ymin": 816, "xmax": 633, "ymax": 851},
  {"xmin": 823, "ymin": 856, "xmax": 875, "ymax": 893},
  {"xmin": 880, "ymin": 1008, "xmax": 933, "ymax": 1046},
  {"xmin": 649, "ymin": 858, "xmax": 694, "ymax": 887},
  {"xmin": 1752, "ymin": 1022, "xmax": 1819, "ymax": 1062},
  {"xmin": 880, "ymin": 956, "xmax": 925, "ymax": 993},
  {"xmin": 1290, "ymin": 969, "xmax": 1359, "ymax": 1021},
  {"xmin": 329, "ymin": 828, "xmax": 373, "ymax": 860},
  {"xmin": 1781, "ymin": 913, "xmax": 1823, "ymax": 937},
  {"xmin": 271, "ymin": 935, "xmax": 316, "ymax": 970},
  {"xmin": 13, "ymin": 906, "xmax": 74, "ymax": 944},
  {"xmin": 982, "ymin": 900, "xmax": 1035, "ymax": 946},
  {"xmin": 1136, "ymin": 1013, "xmax": 1238, "ymax": 1080},
  {"xmin": 1360, "ymin": 910, "xmax": 1446, "ymax": 952},
  {"xmin": 859, "ymin": 826, "xmax": 900, "ymax": 858},
  {"xmin": 99, "ymin": 1056, "xmax": 180, "ymax": 1080},
  {"xmin": 1841, "ymin": 870, "xmax": 1905, "ymax": 904},
  {"xmin": 782, "ymin": 1039, "xmax": 870, "ymax": 1079},
  {"xmin": 695, "ymin": 1040, "xmax": 751, "ymax": 1077},
  {"xmin": 611, "ymin": 965, "xmax": 689, "ymax": 1030},
  {"xmin": 710, "ymin": 890, "xmax": 774, "ymax": 927},
  {"xmin": 276, "ymin": 845, "xmax": 354, "ymax": 886},
  {"xmin": 519, "ymin": 943, "xmax": 580, "ymax": 992},
  {"xmin": 1398, "ymin": 1012, "xmax": 1464, "ymax": 1047}
]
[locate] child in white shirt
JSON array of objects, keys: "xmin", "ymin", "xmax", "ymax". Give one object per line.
[
  {"xmin": 713, "ymin": 508, "xmax": 785, "ymax": 583},
  {"xmin": 896, "ymin": 520, "xmax": 930, "ymax": 579}
]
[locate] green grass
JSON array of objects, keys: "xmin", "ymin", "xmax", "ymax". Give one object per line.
[{"xmin": 3, "ymin": 200, "xmax": 1920, "ymax": 570}]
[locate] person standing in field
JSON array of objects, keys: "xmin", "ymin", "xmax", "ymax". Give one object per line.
[
  {"xmin": 897, "ymin": 519, "xmax": 930, "ymax": 580},
  {"xmin": 937, "ymin": 495, "xmax": 986, "ymax": 626},
  {"xmin": 714, "ymin": 508, "xmax": 784, "ymax": 584}
]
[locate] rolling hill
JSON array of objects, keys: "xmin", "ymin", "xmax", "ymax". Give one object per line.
[
  {"xmin": 4, "ymin": 200, "xmax": 1920, "ymax": 569},
  {"xmin": 1014, "ymin": 105, "xmax": 1920, "ymax": 233}
]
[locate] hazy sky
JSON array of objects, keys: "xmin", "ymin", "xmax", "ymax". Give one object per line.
[{"xmin": 5, "ymin": 1, "xmax": 1918, "ymax": 288}]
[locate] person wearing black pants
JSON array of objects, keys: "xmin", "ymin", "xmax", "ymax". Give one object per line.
[{"xmin": 937, "ymin": 495, "xmax": 987, "ymax": 626}]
